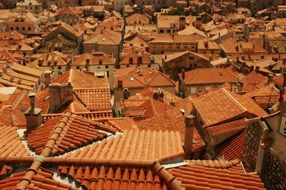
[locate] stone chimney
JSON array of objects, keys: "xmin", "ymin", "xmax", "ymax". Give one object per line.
[
  {"xmin": 268, "ymin": 74, "xmax": 274, "ymax": 85},
  {"xmin": 43, "ymin": 70, "xmax": 51, "ymax": 87},
  {"xmin": 48, "ymin": 82, "xmax": 73, "ymax": 113},
  {"xmin": 184, "ymin": 115, "xmax": 195, "ymax": 158},
  {"xmin": 25, "ymin": 92, "xmax": 42, "ymax": 131}
]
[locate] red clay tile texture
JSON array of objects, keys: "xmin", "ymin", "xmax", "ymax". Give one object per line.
[
  {"xmin": 169, "ymin": 162, "xmax": 265, "ymax": 190},
  {"xmin": 0, "ymin": 125, "xmax": 30, "ymax": 159},
  {"xmin": 73, "ymin": 88, "xmax": 112, "ymax": 112},
  {"xmin": 58, "ymin": 165, "xmax": 169, "ymax": 190},
  {"xmin": 27, "ymin": 114, "xmax": 109, "ymax": 156},
  {"xmin": 63, "ymin": 130, "xmax": 184, "ymax": 162},
  {"xmin": 0, "ymin": 168, "xmax": 76, "ymax": 190},
  {"xmin": 216, "ymin": 130, "xmax": 246, "ymax": 161},
  {"xmin": 192, "ymin": 88, "xmax": 267, "ymax": 126}
]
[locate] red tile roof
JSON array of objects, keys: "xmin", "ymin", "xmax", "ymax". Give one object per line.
[
  {"xmin": 169, "ymin": 161, "xmax": 265, "ymax": 190},
  {"xmin": 183, "ymin": 67, "xmax": 238, "ymax": 85},
  {"xmin": 216, "ymin": 130, "xmax": 246, "ymax": 161},
  {"xmin": 74, "ymin": 52, "xmax": 115, "ymax": 66},
  {"xmin": 205, "ymin": 119, "xmax": 246, "ymax": 147},
  {"xmin": 242, "ymin": 71, "xmax": 269, "ymax": 92},
  {"xmin": 0, "ymin": 168, "xmax": 76, "ymax": 190},
  {"xmin": 53, "ymin": 69, "xmax": 109, "ymax": 89},
  {"xmin": 57, "ymin": 164, "xmax": 169, "ymax": 190},
  {"xmin": 245, "ymin": 85, "xmax": 280, "ymax": 106},
  {"xmin": 114, "ymin": 67, "xmax": 175, "ymax": 89},
  {"xmin": 26, "ymin": 113, "xmax": 113, "ymax": 156},
  {"xmin": 73, "ymin": 88, "xmax": 112, "ymax": 112},
  {"xmin": 0, "ymin": 125, "xmax": 30, "ymax": 160},
  {"xmin": 187, "ymin": 159, "xmax": 241, "ymax": 169},
  {"xmin": 137, "ymin": 104, "xmax": 205, "ymax": 153},
  {"xmin": 192, "ymin": 88, "xmax": 267, "ymax": 126},
  {"xmin": 0, "ymin": 107, "xmax": 26, "ymax": 128},
  {"xmin": 0, "ymin": 164, "xmax": 12, "ymax": 179},
  {"xmin": 63, "ymin": 130, "xmax": 184, "ymax": 162}
]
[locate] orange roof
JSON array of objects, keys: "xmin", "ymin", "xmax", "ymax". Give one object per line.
[
  {"xmin": 0, "ymin": 107, "xmax": 26, "ymax": 128},
  {"xmin": 216, "ymin": 130, "xmax": 246, "ymax": 160},
  {"xmin": 120, "ymin": 48, "xmax": 151, "ymax": 65},
  {"xmin": 242, "ymin": 71, "xmax": 269, "ymax": 92},
  {"xmin": 73, "ymin": 88, "xmax": 112, "ymax": 112},
  {"xmin": 62, "ymin": 129, "xmax": 184, "ymax": 162},
  {"xmin": 192, "ymin": 88, "xmax": 267, "ymax": 126},
  {"xmin": 0, "ymin": 125, "xmax": 30, "ymax": 160},
  {"xmin": 137, "ymin": 106, "xmax": 205, "ymax": 152},
  {"xmin": 27, "ymin": 113, "xmax": 115, "ymax": 156},
  {"xmin": 0, "ymin": 168, "xmax": 76, "ymax": 190},
  {"xmin": 74, "ymin": 52, "xmax": 115, "ymax": 66},
  {"xmin": 55, "ymin": 161, "xmax": 181, "ymax": 190},
  {"xmin": 169, "ymin": 162, "xmax": 265, "ymax": 190},
  {"xmin": 184, "ymin": 67, "xmax": 238, "ymax": 85},
  {"xmin": 114, "ymin": 67, "xmax": 175, "ymax": 89},
  {"xmin": 53, "ymin": 69, "xmax": 109, "ymax": 88}
]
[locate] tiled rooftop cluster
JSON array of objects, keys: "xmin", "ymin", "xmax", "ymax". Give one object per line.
[{"xmin": 1, "ymin": 0, "xmax": 286, "ymax": 189}]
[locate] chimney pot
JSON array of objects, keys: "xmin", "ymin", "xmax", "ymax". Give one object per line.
[
  {"xmin": 184, "ymin": 114, "xmax": 195, "ymax": 158},
  {"xmin": 28, "ymin": 92, "xmax": 36, "ymax": 110},
  {"xmin": 25, "ymin": 92, "xmax": 42, "ymax": 131}
]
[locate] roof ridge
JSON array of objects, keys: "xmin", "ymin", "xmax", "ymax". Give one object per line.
[
  {"xmin": 41, "ymin": 112, "xmax": 72, "ymax": 157},
  {"xmin": 222, "ymin": 88, "xmax": 247, "ymax": 113},
  {"xmin": 187, "ymin": 159, "xmax": 241, "ymax": 169},
  {"xmin": 152, "ymin": 161, "xmax": 185, "ymax": 190}
]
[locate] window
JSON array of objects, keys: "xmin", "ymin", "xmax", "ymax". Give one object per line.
[
  {"xmin": 22, "ymin": 27, "xmax": 25, "ymax": 30},
  {"xmin": 58, "ymin": 66, "xmax": 62, "ymax": 70},
  {"xmin": 28, "ymin": 27, "xmax": 31, "ymax": 30},
  {"xmin": 10, "ymin": 27, "xmax": 13, "ymax": 30},
  {"xmin": 16, "ymin": 27, "xmax": 19, "ymax": 30},
  {"xmin": 105, "ymin": 65, "xmax": 109, "ymax": 69}
]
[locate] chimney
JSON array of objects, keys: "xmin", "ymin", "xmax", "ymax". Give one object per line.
[
  {"xmin": 43, "ymin": 70, "xmax": 51, "ymax": 87},
  {"xmin": 255, "ymin": 66, "xmax": 260, "ymax": 72},
  {"xmin": 184, "ymin": 115, "xmax": 195, "ymax": 158},
  {"xmin": 268, "ymin": 74, "xmax": 274, "ymax": 85},
  {"xmin": 118, "ymin": 80, "xmax": 123, "ymax": 89},
  {"xmin": 48, "ymin": 82, "xmax": 74, "ymax": 113},
  {"xmin": 25, "ymin": 92, "xmax": 42, "ymax": 131},
  {"xmin": 38, "ymin": 57, "xmax": 44, "ymax": 66},
  {"xmin": 204, "ymin": 41, "xmax": 209, "ymax": 49},
  {"xmin": 123, "ymin": 88, "xmax": 129, "ymax": 99},
  {"xmin": 182, "ymin": 69, "xmax": 185, "ymax": 80},
  {"xmin": 85, "ymin": 58, "xmax": 90, "ymax": 67}
]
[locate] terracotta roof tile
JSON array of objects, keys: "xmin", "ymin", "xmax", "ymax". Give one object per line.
[
  {"xmin": 63, "ymin": 130, "xmax": 184, "ymax": 162},
  {"xmin": 242, "ymin": 71, "xmax": 269, "ymax": 92},
  {"xmin": 216, "ymin": 130, "xmax": 246, "ymax": 161},
  {"xmin": 205, "ymin": 119, "xmax": 246, "ymax": 147},
  {"xmin": 0, "ymin": 164, "xmax": 12, "ymax": 179},
  {"xmin": 184, "ymin": 67, "xmax": 238, "ymax": 85},
  {"xmin": 192, "ymin": 88, "xmax": 267, "ymax": 126},
  {"xmin": 73, "ymin": 88, "xmax": 112, "ymax": 112},
  {"xmin": 0, "ymin": 107, "xmax": 26, "ymax": 128},
  {"xmin": 169, "ymin": 162, "xmax": 265, "ymax": 190},
  {"xmin": 0, "ymin": 168, "xmax": 76, "ymax": 190},
  {"xmin": 74, "ymin": 52, "xmax": 115, "ymax": 66},
  {"xmin": 0, "ymin": 125, "xmax": 30, "ymax": 160},
  {"xmin": 187, "ymin": 159, "xmax": 241, "ymax": 169},
  {"xmin": 114, "ymin": 67, "xmax": 175, "ymax": 89},
  {"xmin": 27, "ymin": 114, "xmax": 111, "ymax": 156},
  {"xmin": 53, "ymin": 69, "xmax": 109, "ymax": 89},
  {"xmin": 137, "ymin": 101, "xmax": 205, "ymax": 153},
  {"xmin": 245, "ymin": 85, "xmax": 280, "ymax": 106}
]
